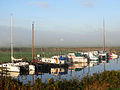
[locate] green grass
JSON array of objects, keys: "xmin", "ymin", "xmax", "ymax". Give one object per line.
[
  {"xmin": 0, "ymin": 47, "xmax": 120, "ymax": 63},
  {"xmin": 0, "ymin": 50, "xmax": 74, "ymax": 63}
]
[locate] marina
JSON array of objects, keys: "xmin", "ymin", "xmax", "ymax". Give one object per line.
[
  {"xmin": 1, "ymin": 0, "xmax": 120, "ymax": 89},
  {"xmin": 0, "ymin": 52, "xmax": 119, "ymax": 85}
]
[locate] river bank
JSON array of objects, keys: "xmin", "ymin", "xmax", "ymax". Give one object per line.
[{"xmin": 0, "ymin": 70, "xmax": 120, "ymax": 90}]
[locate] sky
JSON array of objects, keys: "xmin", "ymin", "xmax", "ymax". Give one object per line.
[{"xmin": 0, "ymin": 0, "xmax": 120, "ymax": 47}]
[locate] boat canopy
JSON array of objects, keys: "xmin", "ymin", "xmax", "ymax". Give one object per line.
[
  {"xmin": 75, "ymin": 53, "xmax": 82, "ymax": 57},
  {"xmin": 59, "ymin": 56, "xmax": 68, "ymax": 60}
]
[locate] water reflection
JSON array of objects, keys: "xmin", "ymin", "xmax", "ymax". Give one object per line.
[
  {"xmin": 4, "ymin": 72, "xmax": 20, "ymax": 78},
  {"xmin": 51, "ymin": 68, "xmax": 68, "ymax": 76},
  {"xmin": 69, "ymin": 63, "xmax": 87, "ymax": 71},
  {"xmin": 29, "ymin": 70, "xmax": 35, "ymax": 75},
  {"xmin": 0, "ymin": 57, "xmax": 120, "ymax": 85}
]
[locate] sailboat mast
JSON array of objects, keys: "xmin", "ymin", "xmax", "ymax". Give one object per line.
[
  {"xmin": 11, "ymin": 14, "xmax": 13, "ymax": 63},
  {"xmin": 103, "ymin": 18, "xmax": 105, "ymax": 51},
  {"xmin": 32, "ymin": 22, "xmax": 34, "ymax": 60}
]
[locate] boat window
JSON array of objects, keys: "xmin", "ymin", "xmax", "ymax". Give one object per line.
[{"xmin": 75, "ymin": 53, "xmax": 82, "ymax": 57}]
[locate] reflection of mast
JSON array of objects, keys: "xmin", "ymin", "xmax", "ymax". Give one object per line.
[
  {"xmin": 88, "ymin": 64, "xmax": 90, "ymax": 74},
  {"xmin": 104, "ymin": 62, "xmax": 105, "ymax": 71},
  {"xmin": 70, "ymin": 69, "xmax": 72, "ymax": 76},
  {"xmin": 32, "ymin": 75, "xmax": 34, "ymax": 86},
  {"xmin": 83, "ymin": 68, "xmax": 85, "ymax": 74},
  {"xmin": 11, "ymin": 14, "xmax": 13, "ymax": 63},
  {"xmin": 103, "ymin": 18, "xmax": 105, "ymax": 52},
  {"xmin": 117, "ymin": 58, "xmax": 118, "ymax": 64},
  {"xmin": 32, "ymin": 22, "xmax": 34, "ymax": 60}
]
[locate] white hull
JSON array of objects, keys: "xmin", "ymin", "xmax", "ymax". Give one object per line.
[
  {"xmin": 67, "ymin": 53, "xmax": 87, "ymax": 63},
  {"xmin": 90, "ymin": 57, "xmax": 99, "ymax": 61},
  {"xmin": 29, "ymin": 65, "xmax": 35, "ymax": 71},
  {"xmin": 14, "ymin": 62, "xmax": 29, "ymax": 66},
  {"xmin": 0, "ymin": 63, "xmax": 20, "ymax": 72},
  {"xmin": 41, "ymin": 57, "xmax": 65, "ymax": 65},
  {"xmin": 110, "ymin": 53, "xmax": 118, "ymax": 59},
  {"xmin": 72, "ymin": 58, "xmax": 87, "ymax": 63}
]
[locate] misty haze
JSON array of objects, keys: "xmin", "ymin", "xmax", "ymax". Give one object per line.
[{"xmin": 0, "ymin": 25, "xmax": 120, "ymax": 47}]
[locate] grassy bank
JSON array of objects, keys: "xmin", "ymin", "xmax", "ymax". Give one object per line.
[
  {"xmin": 0, "ymin": 70, "xmax": 120, "ymax": 90},
  {"xmin": 0, "ymin": 47, "xmax": 120, "ymax": 63}
]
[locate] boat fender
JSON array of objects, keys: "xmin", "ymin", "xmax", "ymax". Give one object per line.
[{"xmin": 19, "ymin": 62, "xmax": 21, "ymax": 66}]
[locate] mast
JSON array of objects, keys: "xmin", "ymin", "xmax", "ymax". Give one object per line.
[
  {"xmin": 103, "ymin": 18, "xmax": 105, "ymax": 52},
  {"xmin": 11, "ymin": 14, "xmax": 13, "ymax": 63},
  {"xmin": 32, "ymin": 22, "xmax": 34, "ymax": 60}
]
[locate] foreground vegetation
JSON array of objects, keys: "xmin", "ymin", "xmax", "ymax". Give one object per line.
[
  {"xmin": 0, "ymin": 70, "xmax": 120, "ymax": 90},
  {"xmin": 0, "ymin": 47, "xmax": 120, "ymax": 63}
]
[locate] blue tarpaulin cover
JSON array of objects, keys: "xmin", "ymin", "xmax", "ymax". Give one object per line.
[{"xmin": 59, "ymin": 56, "xmax": 68, "ymax": 60}]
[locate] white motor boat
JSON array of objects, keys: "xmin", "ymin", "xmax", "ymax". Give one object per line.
[
  {"xmin": 38, "ymin": 55, "xmax": 66, "ymax": 65},
  {"xmin": 67, "ymin": 53, "xmax": 88, "ymax": 63},
  {"xmin": 0, "ymin": 63, "xmax": 20, "ymax": 72},
  {"xmin": 81, "ymin": 51, "xmax": 99, "ymax": 61},
  {"xmin": 110, "ymin": 53, "xmax": 118, "ymax": 59}
]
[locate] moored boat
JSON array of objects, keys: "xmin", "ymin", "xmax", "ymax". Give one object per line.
[
  {"xmin": 110, "ymin": 53, "xmax": 118, "ymax": 59},
  {"xmin": 67, "ymin": 53, "xmax": 88, "ymax": 63},
  {"xmin": 0, "ymin": 63, "xmax": 20, "ymax": 72}
]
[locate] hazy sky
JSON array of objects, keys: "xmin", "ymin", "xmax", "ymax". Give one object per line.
[{"xmin": 0, "ymin": 0, "xmax": 120, "ymax": 47}]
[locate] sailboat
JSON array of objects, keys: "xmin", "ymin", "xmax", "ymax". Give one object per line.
[
  {"xmin": 10, "ymin": 16, "xmax": 35, "ymax": 71},
  {"xmin": 81, "ymin": 51, "xmax": 99, "ymax": 64},
  {"xmin": 0, "ymin": 14, "xmax": 35, "ymax": 72},
  {"xmin": 98, "ymin": 18, "xmax": 110, "ymax": 61},
  {"xmin": 0, "ymin": 15, "xmax": 20, "ymax": 72}
]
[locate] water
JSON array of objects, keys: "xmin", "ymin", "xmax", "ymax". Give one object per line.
[{"xmin": 7, "ymin": 57, "xmax": 120, "ymax": 85}]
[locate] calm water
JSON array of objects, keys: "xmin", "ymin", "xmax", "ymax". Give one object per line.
[{"xmin": 8, "ymin": 57, "xmax": 120, "ymax": 85}]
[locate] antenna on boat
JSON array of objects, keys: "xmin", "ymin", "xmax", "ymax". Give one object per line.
[
  {"xmin": 103, "ymin": 17, "xmax": 105, "ymax": 52},
  {"xmin": 11, "ymin": 13, "xmax": 14, "ymax": 63},
  {"xmin": 32, "ymin": 21, "xmax": 34, "ymax": 61}
]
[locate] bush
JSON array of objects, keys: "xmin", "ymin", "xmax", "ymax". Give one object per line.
[{"xmin": 0, "ymin": 70, "xmax": 120, "ymax": 90}]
